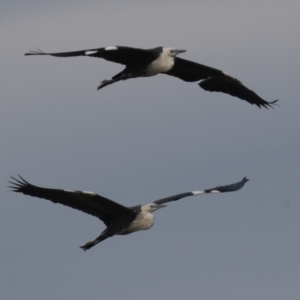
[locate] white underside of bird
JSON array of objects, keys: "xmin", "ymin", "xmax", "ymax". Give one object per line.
[
  {"xmin": 126, "ymin": 211, "xmax": 155, "ymax": 232},
  {"xmin": 146, "ymin": 48, "xmax": 175, "ymax": 76}
]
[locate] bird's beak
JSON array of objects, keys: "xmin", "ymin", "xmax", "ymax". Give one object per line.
[
  {"xmin": 172, "ymin": 49, "xmax": 186, "ymax": 56},
  {"xmin": 156, "ymin": 204, "xmax": 167, "ymax": 210}
]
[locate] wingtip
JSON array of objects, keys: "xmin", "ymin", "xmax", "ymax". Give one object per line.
[
  {"xmin": 259, "ymin": 99, "xmax": 279, "ymax": 109},
  {"xmin": 242, "ymin": 176, "xmax": 249, "ymax": 183},
  {"xmin": 24, "ymin": 48, "xmax": 47, "ymax": 56},
  {"xmin": 8, "ymin": 175, "xmax": 30, "ymax": 192},
  {"xmin": 269, "ymin": 99, "xmax": 279, "ymax": 108}
]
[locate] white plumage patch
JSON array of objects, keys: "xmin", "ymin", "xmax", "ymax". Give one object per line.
[
  {"xmin": 82, "ymin": 191, "xmax": 96, "ymax": 195},
  {"xmin": 64, "ymin": 190, "xmax": 75, "ymax": 193},
  {"xmin": 105, "ymin": 46, "xmax": 118, "ymax": 51},
  {"xmin": 146, "ymin": 48, "xmax": 175, "ymax": 75},
  {"xmin": 85, "ymin": 50, "xmax": 98, "ymax": 56},
  {"xmin": 209, "ymin": 190, "xmax": 221, "ymax": 193},
  {"xmin": 127, "ymin": 211, "xmax": 155, "ymax": 232},
  {"xmin": 192, "ymin": 191, "xmax": 205, "ymax": 195}
]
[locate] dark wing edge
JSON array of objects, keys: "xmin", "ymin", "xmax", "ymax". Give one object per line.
[
  {"xmin": 8, "ymin": 175, "xmax": 132, "ymax": 225},
  {"xmin": 199, "ymin": 77, "xmax": 278, "ymax": 109},
  {"xmin": 203, "ymin": 176, "xmax": 249, "ymax": 193},
  {"xmin": 165, "ymin": 58, "xmax": 278, "ymax": 109},
  {"xmin": 154, "ymin": 177, "xmax": 249, "ymax": 205},
  {"xmin": 24, "ymin": 47, "xmax": 98, "ymax": 57},
  {"xmin": 9, "ymin": 175, "xmax": 35, "ymax": 193}
]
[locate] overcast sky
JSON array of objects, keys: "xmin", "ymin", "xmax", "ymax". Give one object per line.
[{"xmin": 1, "ymin": 1, "xmax": 300, "ymax": 299}]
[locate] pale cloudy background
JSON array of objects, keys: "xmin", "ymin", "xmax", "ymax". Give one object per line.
[{"xmin": 1, "ymin": 1, "xmax": 300, "ymax": 299}]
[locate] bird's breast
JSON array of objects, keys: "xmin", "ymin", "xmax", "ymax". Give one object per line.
[
  {"xmin": 146, "ymin": 56, "xmax": 174, "ymax": 76},
  {"xmin": 126, "ymin": 212, "xmax": 155, "ymax": 232}
]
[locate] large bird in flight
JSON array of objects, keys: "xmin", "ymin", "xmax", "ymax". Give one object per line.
[
  {"xmin": 9, "ymin": 176, "xmax": 249, "ymax": 251},
  {"xmin": 25, "ymin": 46, "xmax": 278, "ymax": 109}
]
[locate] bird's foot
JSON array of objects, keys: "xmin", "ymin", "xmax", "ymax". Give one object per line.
[
  {"xmin": 97, "ymin": 79, "xmax": 113, "ymax": 90},
  {"xmin": 80, "ymin": 241, "xmax": 94, "ymax": 251}
]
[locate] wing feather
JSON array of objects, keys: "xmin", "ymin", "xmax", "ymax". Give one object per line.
[
  {"xmin": 9, "ymin": 176, "xmax": 132, "ymax": 226},
  {"xmin": 165, "ymin": 57, "xmax": 278, "ymax": 108},
  {"xmin": 25, "ymin": 46, "xmax": 158, "ymax": 66},
  {"xmin": 154, "ymin": 177, "xmax": 249, "ymax": 205}
]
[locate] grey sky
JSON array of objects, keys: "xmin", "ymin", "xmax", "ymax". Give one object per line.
[{"xmin": 1, "ymin": 1, "xmax": 300, "ymax": 299}]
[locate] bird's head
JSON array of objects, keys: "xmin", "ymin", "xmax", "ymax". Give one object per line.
[{"xmin": 142, "ymin": 203, "xmax": 167, "ymax": 213}]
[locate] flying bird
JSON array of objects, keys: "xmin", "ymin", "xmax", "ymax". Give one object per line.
[
  {"xmin": 9, "ymin": 175, "xmax": 249, "ymax": 251},
  {"xmin": 25, "ymin": 46, "xmax": 278, "ymax": 108}
]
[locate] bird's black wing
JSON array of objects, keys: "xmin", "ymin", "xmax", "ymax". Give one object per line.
[
  {"xmin": 25, "ymin": 46, "xmax": 158, "ymax": 66},
  {"xmin": 154, "ymin": 177, "xmax": 249, "ymax": 205},
  {"xmin": 165, "ymin": 57, "xmax": 278, "ymax": 108},
  {"xmin": 9, "ymin": 176, "xmax": 134, "ymax": 226},
  {"xmin": 166, "ymin": 57, "xmax": 224, "ymax": 82}
]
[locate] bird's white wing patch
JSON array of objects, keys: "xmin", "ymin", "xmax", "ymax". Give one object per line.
[
  {"xmin": 85, "ymin": 50, "xmax": 98, "ymax": 56},
  {"xmin": 209, "ymin": 190, "xmax": 221, "ymax": 193},
  {"xmin": 192, "ymin": 191, "xmax": 205, "ymax": 195},
  {"xmin": 64, "ymin": 190, "xmax": 75, "ymax": 193},
  {"xmin": 222, "ymin": 71, "xmax": 231, "ymax": 76},
  {"xmin": 105, "ymin": 46, "xmax": 118, "ymax": 51},
  {"xmin": 82, "ymin": 191, "xmax": 96, "ymax": 195}
]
